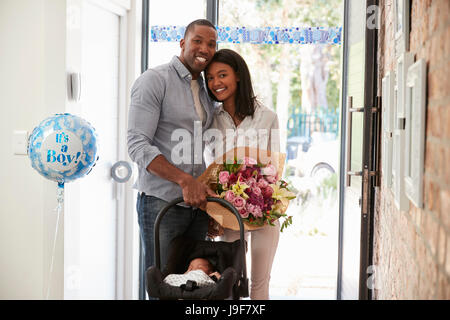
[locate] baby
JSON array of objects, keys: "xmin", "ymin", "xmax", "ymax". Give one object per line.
[{"xmin": 163, "ymin": 258, "xmax": 221, "ymax": 288}]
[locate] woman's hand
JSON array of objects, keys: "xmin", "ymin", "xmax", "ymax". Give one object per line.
[{"xmin": 207, "ymin": 217, "xmax": 225, "ymax": 238}]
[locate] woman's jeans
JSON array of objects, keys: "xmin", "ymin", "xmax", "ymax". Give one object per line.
[{"xmin": 136, "ymin": 193, "xmax": 209, "ymax": 272}]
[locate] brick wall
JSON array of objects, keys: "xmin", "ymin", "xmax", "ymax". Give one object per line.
[{"xmin": 374, "ymin": 0, "xmax": 449, "ymax": 299}]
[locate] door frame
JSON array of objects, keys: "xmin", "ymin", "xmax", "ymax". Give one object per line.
[
  {"xmin": 359, "ymin": 0, "xmax": 378, "ymax": 301},
  {"xmin": 336, "ymin": 0, "xmax": 379, "ymax": 300},
  {"xmin": 137, "ymin": 0, "xmax": 219, "ymax": 299},
  {"xmin": 65, "ymin": 0, "xmax": 141, "ymax": 300}
]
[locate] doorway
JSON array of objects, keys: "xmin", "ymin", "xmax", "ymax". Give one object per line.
[
  {"xmin": 65, "ymin": 0, "xmax": 136, "ymax": 299},
  {"xmin": 216, "ymin": 0, "xmax": 343, "ymax": 299},
  {"xmin": 143, "ymin": 0, "xmax": 379, "ymax": 300}
]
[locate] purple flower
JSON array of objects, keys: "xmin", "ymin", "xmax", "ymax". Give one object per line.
[
  {"xmin": 229, "ymin": 173, "xmax": 238, "ymax": 184},
  {"xmin": 262, "ymin": 186, "xmax": 274, "ymax": 198}
]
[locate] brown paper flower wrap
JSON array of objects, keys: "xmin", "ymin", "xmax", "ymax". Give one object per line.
[{"xmin": 197, "ymin": 146, "xmax": 294, "ymax": 232}]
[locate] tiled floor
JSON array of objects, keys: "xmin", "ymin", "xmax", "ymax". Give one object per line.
[{"xmin": 268, "ymin": 184, "xmax": 339, "ymax": 300}]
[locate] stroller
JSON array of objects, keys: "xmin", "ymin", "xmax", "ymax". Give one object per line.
[{"xmin": 146, "ymin": 197, "xmax": 249, "ymax": 300}]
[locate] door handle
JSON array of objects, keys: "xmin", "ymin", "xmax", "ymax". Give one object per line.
[
  {"xmin": 111, "ymin": 161, "xmax": 132, "ymax": 183},
  {"xmin": 346, "ymin": 96, "xmax": 364, "ymax": 187},
  {"xmin": 68, "ymin": 72, "xmax": 81, "ymax": 101}
]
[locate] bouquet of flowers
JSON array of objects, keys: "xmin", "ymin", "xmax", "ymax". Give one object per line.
[{"xmin": 198, "ymin": 147, "xmax": 296, "ymax": 232}]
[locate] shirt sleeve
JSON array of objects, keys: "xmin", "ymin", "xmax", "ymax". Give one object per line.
[
  {"xmin": 127, "ymin": 70, "xmax": 165, "ymax": 170},
  {"xmin": 268, "ymin": 113, "xmax": 281, "ymax": 153}
]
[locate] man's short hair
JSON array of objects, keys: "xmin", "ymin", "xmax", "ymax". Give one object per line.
[{"xmin": 184, "ymin": 19, "xmax": 216, "ymax": 38}]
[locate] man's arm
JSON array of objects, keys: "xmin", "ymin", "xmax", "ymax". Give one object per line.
[
  {"xmin": 127, "ymin": 70, "xmax": 164, "ymax": 172},
  {"xmin": 127, "ymin": 70, "xmax": 216, "ymax": 208}
]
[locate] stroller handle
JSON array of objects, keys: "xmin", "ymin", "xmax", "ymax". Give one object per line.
[{"xmin": 153, "ymin": 197, "xmax": 247, "ymax": 282}]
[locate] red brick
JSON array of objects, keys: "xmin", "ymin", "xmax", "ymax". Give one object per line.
[
  {"xmin": 434, "ymin": 0, "xmax": 450, "ymax": 30},
  {"xmin": 440, "ymin": 145, "xmax": 450, "ymax": 186},
  {"xmin": 446, "ymin": 233, "xmax": 450, "ymax": 275},
  {"xmin": 430, "ymin": 32, "xmax": 445, "ymax": 69},
  {"xmin": 445, "ymin": 26, "xmax": 450, "ymax": 57},
  {"xmin": 424, "ymin": 140, "xmax": 435, "ymax": 175},
  {"xmin": 429, "ymin": 0, "xmax": 440, "ymax": 32},
  {"xmin": 437, "ymin": 225, "xmax": 446, "ymax": 266},
  {"xmin": 440, "ymin": 189, "xmax": 450, "ymax": 231},
  {"xmin": 425, "ymin": 177, "xmax": 440, "ymax": 213},
  {"xmin": 374, "ymin": 0, "xmax": 449, "ymax": 300},
  {"xmin": 427, "ymin": 106, "xmax": 441, "ymax": 138},
  {"xmin": 444, "ymin": 106, "xmax": 450, "ymax": 140},
  {"xmin": 436, "ymin": 270, "xmax": 450, "ymax": 299},
  {"xmin": 424, "ymin": 214, "xmax": 440, "ymax": 256},
  {"xmin": 427, "ymin": 70, "xmax": 439, "ymax": 100}
]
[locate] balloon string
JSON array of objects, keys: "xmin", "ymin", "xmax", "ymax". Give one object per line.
[{"xmin": 46, "ymin": 183, "xmax": 64, "ymax": 300}]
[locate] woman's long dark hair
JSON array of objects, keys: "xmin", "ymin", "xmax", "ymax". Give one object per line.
[{"xmin": 205, "ymin": 49, "xmax": 257, "ymax": 120}]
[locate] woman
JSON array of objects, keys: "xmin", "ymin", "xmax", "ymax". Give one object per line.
[{"xmin": 204, "ymin": 49, "xmax": 280, "ymax": 300}]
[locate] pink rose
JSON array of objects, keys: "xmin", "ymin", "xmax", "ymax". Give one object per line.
[
  {"xmin": 252, "ymin": 187, "xmax": 262, "ymax": 197},
  {"xmin": 246, "ymin": 203, "xmax": 263, "ymax": 218},
  {"xmin": 243, "ymin": 157, "xmax": 258, "ymax": 165},
  {"xmin": 224, "ymin": 190, "xmax": 236, "ymax": 202},
  {"xmin": 239, "ymin": 207, "xmax": 249, "ymax": 218},
  {"xmin": 232, "ymin": 196, "xmax": 246, "ymax": 209},
  {"xmin": 266, "ymin": 174, "xmax": 278, "ymax": 184},
  {"xmin": 218, "ymin": 171, "xmax": 230, "ymax": 184},
  {"xmin": 257, "ymin": 178, "xmax": 269, "ymax": 189},
  {"xmin": 262, "ymin": 164, "xmax": 277, "ymax": 177},
  {"xmin": 246, "ymin": 177, "xmax": 258, "ymax": 188}
]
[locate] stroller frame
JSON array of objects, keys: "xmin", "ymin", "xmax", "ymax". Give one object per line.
[{"xmin": 152, "ymin": 197, "xmax": 249, "ymax": 299}]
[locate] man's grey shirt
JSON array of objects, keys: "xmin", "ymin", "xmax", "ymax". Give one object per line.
[{"xmin": 127, "ymin": 56, "xmax": 216, "ymax": 202}]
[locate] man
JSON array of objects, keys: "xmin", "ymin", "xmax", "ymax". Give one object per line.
[{"xmin": 127, "ymin": 19, "xmax": 218, "ymax": 272}]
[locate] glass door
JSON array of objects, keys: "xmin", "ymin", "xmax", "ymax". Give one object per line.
[
  {"xmin": 218, "ymin": 0, "xmax": 343, "ymax": 299},
  {"xmin": 337, "ymin": 0, "xmax": 378, "ymax": 300},
  {"xmin": 141, "ymin": 0, "xmax": 381, "ymax": 301},
  {"xmin": 147, "ymin": 0, "xmax": 208, "ymax": 69},
  {"xmin": 139, "ymin": 0, "xmax": 210, "ymax": 299}
]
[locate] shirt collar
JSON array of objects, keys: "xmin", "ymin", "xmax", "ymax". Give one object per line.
[
  {"xmin": 215, "ymin": 101, "xmax": 260, "ymax": 115},
  {"xmin": 171, "ymin": 56, "xmax": 206, "ymax": 88},
  {"xmin": 215, "ymin": 103, "xmax": 226, "ymax": 114}
]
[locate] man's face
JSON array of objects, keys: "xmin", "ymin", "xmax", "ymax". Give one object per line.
[{"xmin": 179, "ymin": 25, "xmax": 217, "ymax": 79}]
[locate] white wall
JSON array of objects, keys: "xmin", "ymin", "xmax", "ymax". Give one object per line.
[{"xmin": 0, "ymin": 0, "xmax": 66, "ymax": 299}]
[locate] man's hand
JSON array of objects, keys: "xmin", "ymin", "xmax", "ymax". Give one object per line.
[
  {"xmin": 146, "ymin": 155, "xmax": 218, "ymax": 209},
  {"xmin": 179, "ymin": 175, "xmax": 218, "ymax": 210}
]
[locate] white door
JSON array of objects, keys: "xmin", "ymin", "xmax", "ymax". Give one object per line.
[{"xmin": 65, "ymin": 0, "xmax": 126, "ymax": 300}]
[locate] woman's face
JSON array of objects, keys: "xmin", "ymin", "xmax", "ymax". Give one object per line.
[{"xmin": 206, "ymin": 62, "xmax": 239, "ymax": 105}]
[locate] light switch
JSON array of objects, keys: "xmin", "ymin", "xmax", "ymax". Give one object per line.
[{"xmin": 13, "ymin": 130, "xmax": 29, "ymax": 155}]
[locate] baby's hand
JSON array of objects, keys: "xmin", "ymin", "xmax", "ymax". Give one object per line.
[{"xmin": 209, "ymin": 272, "xmax": 221, "ymax": 281}]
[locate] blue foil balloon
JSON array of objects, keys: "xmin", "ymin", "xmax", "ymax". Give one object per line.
[{"xmin": 28, "ymin": 113, "xmax": 98, "ymax": 185}]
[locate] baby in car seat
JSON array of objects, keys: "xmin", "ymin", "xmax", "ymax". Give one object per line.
[{"xmin": 163, "ymin": 258, "xmax": 221, "ymax": 288}]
